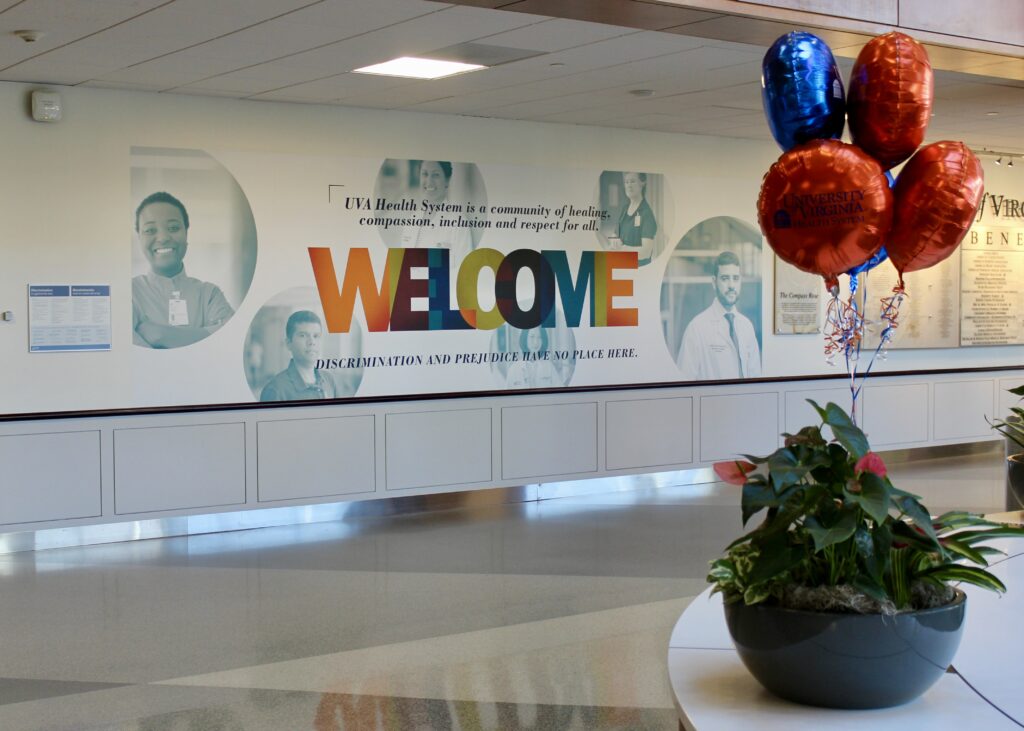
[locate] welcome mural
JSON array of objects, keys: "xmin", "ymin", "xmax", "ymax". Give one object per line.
[{"xmin": 129, "ymin": 147, "xmax": 764, "ymax": 407}]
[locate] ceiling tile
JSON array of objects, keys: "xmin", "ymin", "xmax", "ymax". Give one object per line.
[
  {"xmin": 0, "ymin": 0, "xmax": 168, "ymax": 71},
  {"xmin": 246, "ymin": 72, "xmax": 413, "ymax": 101},
  {"xmin": 0, "ymin": 0, "xmax": 1019, "ymax": 154},
  {"xmin": 500, "ymin": 0, "xmax": 719, "ymax": 30},
  {"xmin": 474, "ymin": 17, "xmax": 632, "ymax": 51}
]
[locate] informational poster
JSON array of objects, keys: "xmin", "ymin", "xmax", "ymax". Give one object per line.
[
  {"xmin": 960, "ymin": 225, "xmax": 1024, "ymax": 346},
  {"xmin": 773, "ymin": 258, "xmax": 821, "ymax": 334},
  {"xmin": 861, "ymin": 257, "xmax": 960, "ymax": 350},
  {"xmin": 28, "ymin": 284, "xmax": 112, "ymax": 352},
  {"xmin": 127, "ymin": 147, "xmax": 766, "ymax": 407}
]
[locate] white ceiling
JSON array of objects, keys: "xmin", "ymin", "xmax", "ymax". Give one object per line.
[{"xmin": 0, "ymin": 0, "xmax": 1021, "ymax": 152}]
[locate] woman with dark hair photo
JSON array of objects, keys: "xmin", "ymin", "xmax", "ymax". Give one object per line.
[
  {"xmin": 132, "ymin": 191, "xmax": 234, "ymax": 349},
  {"xmin": 398, "ymin": 160, "xmax": 474, "ymax": 265}
]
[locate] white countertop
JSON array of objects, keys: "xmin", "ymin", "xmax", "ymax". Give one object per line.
[{"xmin": 668, "ymin": 581, "xmax": 1023, "ymax": 730}]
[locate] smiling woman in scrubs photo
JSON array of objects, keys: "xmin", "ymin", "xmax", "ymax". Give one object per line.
[{"xmin": 132, "ymin": 191, "xmax": 234, "ymax": 349}]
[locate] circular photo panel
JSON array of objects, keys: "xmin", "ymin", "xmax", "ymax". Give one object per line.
[
  {"xmin": 595, "ymin": 170, "xmax": 673, "ymax": 266},
  {"xmin": 661, "ymin": 216, "xmax": 763, "ymax": 381},
  {"xmin": 131, "ymin": 147, "xmax": 257, "ymax": 349},
  {"xmin": 243, "ymin": 287, "xmax": 364, "ymax": 402},
  {"xmin": 374, "ymin": 159, "xmax": 489, "ymax": 256},
  {"xmin": 488, "ymin": 312, "xmax": 577, "ymax": 390}
]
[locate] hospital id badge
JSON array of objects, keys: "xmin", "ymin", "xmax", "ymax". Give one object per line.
[
  {"xmin": 634, "ymin": 214, "xmax": 642, "ymax": 227},
  {"xmin": 168, "ymin": 293, "xmax": 189, "ymax": 326}
]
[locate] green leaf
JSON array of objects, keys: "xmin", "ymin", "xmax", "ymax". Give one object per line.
[
  {"xmin": 805, "ymin": 509, "xmax": 858, "ymax": 551},
  {"xmin": 848, "ymin": 472, "xmax": 891, "ymax": 524},
  {"xmin": 766, "ymin": 449, "xmax": 811, "ymax": 490},
  {"xmin": 1008, "ymin": 385, "xmax": 1024, "ymax": 397},
  {"xmin": 807, "ymin": 398, "xmax": 828, "ymax": 423},
  {"xmin": 743, "ymin": 585, "xmax": 771, "ymax": 605},
  {"xmin": 740, "ymin": 453, "xmax": 770, "ymax": 465},
  {"xmin": 932, "ymin": 511, "xmax": 995, "ymax": 530},
  {"xmin": 783, "ymin": 425, "xmax": 827, "ymax": 449},
  {"xmin": 940, "ymin": 537, "xmax": 988, "ymax": 566},
  {"xmin": 891, "ymin": 520, "xmax": 941, "ymax": 552},
  {"xmin": 741, "ymin": 481, "xmax": 779, "ymax": 526},
  {"xmin": 746, "ymin": 535, "xmax": 804, "ymax": 585},
  {"xmin": 889, "ymin": 484, "xmax": 923, "ymax": 500},
  {"xmin": 821, "ymin": 402, "xmax": 870, "ymax": 459},
  {"xmin": 854, "ymin": 522, "xmax": 894, "ymax": 586},
  {"xmin": 707, "ymin": 559, "xmax": 736, "ymax": 583},
  {"xmin": 895, "ymin": 496, "xmax": 940, "ymax": 546},
  {"xmin": 919, "ymin": 565, "xmax": 1007, "ymax": 593},
  {"xmin": 948, "ymin": 526, "xmax": 1024, "ymax": 545},
  {"xmin": 973, "ymin": 546, "xmax": 1007, "ymax": 558}
]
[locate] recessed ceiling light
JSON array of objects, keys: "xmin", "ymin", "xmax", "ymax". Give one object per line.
[
  {"xmin": 630, "ymin": 89, "xmax": 655, "ymax": 97},
  {"xmin": 986, "ymin": 111, "xmax": 999, "ymax": 116},
  {"xmin": 353, "ymin": 57, "xmax": 485, "ymax": 79}
]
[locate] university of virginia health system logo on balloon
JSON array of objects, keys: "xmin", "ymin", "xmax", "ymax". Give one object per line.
[
  {"xmin": 756, "ymin": 30, "xmax": 984, "ymax": 420},
  {"xmin": 307, "ymin": 247, "xmax": 638, "ymax": 333},
  {"xmin": 758, "ymin": 31, "xmax": 984, "ymax": 295}
]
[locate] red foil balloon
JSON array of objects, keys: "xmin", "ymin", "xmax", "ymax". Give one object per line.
[
  {"xmin": 757, "ymin": 139, "xmax": 893, "ymax": 288},
  {"xmin": 887, "ymin": 141, "xmax": 984, "ymax": 277},
  {"xmin": 848, "ymin": 32, "xmax": 933, "ymax": 170}
]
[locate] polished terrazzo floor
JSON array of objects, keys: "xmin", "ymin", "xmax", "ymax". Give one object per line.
[{"xmin": 0, "ymin": 446, "xmax": 1007, "ymax": 730}]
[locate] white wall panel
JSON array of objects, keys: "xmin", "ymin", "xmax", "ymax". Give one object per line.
[
  {"xmin": 385, "ymin": 409, "xmax": 491, "ymax": 490},
  {"xmin": 933, "ymin": 380, "xmax": 995, "ymax": 441},
  {"xmin": 606, "ymin": 397, "xmax": 692, "ymax": 470},
  {"xmin": 900, "ymin": 0, "xmax": 1023, "ymax": 47},
  {"xmin": 998, "ymin": 378, "xmax": 1022, "ymax": 418},
  {"xmin": 0, "ymin": 431, "xmax": 101, "ymax": 525},
  {"xmin": 257, "ymin": 415, "xmax": 375, "ymax": 502},
  {"xmin": 699, "ymin": 392, "xmax": 778, "ymax": 462},
  {"xmin": 114, "ymin": 423, "xmax": 246, "ymax": 514},
  {"xmin": 735, "ymin": 0, "xmax": 897, "ymax": 24},
  {"xmin": 502, "ymin": 402, "xmax": 598, "ymax": 479},
  {"xmin": 862, "ymin": 383, "xmax": 929, "ymax": 446},
  {"xmin": 784, "ymin": 387, "xmax": 853, "ymax": 434}
]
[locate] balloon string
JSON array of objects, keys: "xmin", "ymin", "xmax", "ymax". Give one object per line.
[
  {"xmin": 847, "ymin": 278, "xmax": 905, "ymax": 417},
  {"xmin": 823, "ymin": 290, "xmax": 863, "ymax": 364},
  {"xmin": 823, "ymin": 275, "xmax": 906, "ymax": 426}
]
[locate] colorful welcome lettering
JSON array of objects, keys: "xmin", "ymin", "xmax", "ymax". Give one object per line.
[{"xmin": 308, "ymin": 247, "xmax": 638, "ymax": 332}]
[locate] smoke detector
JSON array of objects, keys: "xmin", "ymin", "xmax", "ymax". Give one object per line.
[{"xmin": 13, "ymin": 30, "xmax": 45, "ymax": 43}]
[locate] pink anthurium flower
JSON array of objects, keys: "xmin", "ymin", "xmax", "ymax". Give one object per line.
[
  {"xmin": 714, "ymin": 460, "xmax": 757, "ymax": 486},
  {"xmin": 855, "ymin": 451, "xmax": 887, "ymax": 477}
]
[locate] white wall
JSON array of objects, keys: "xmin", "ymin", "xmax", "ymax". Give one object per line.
[
  {"xmin": 0, "ymin": 81, "xmax": 1022, "ymax": 415},
  {"xmin": 0, "ymin": 81, "xmax": 1021, "ymax": 535}
]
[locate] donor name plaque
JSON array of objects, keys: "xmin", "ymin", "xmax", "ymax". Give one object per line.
[{"xmin": 960, "ymin": 226, "xmax": 1024, "ymax": 346}]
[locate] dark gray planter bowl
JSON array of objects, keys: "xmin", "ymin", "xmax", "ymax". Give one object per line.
[
  {"xmin": 724, "ymin": 591, "xmax": 966, "ymax": 709},
  {"xmin": 1008, "ymin": 453, "xmax": 1024, "ymax": 510}
]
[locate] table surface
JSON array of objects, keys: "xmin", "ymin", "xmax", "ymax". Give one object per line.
[{"xmin": 668, "ymin": 540, "xmax": 1024, "ymax": 730}]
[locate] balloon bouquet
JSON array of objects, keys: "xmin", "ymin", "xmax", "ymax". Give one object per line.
[{"xmin": 756, "ymin": 31, "xmax": 985, "ymax": 422}]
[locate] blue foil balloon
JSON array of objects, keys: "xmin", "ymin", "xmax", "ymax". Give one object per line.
[
  {"xmin": 762, "ymin": 32, "xmax": 845, "ymax": 151},
  {"xmin": 848, "ymin": 246, "xmax": 888, "ymax": 278}
]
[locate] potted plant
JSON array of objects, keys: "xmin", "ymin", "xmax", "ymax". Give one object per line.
[
  {"xmin": 988, "ymin": 385, "xmax": 1024, "ymax": 510},
  {"xmin": 708, "ymin": 400, "xmax": 1024, "ymax": 709}
]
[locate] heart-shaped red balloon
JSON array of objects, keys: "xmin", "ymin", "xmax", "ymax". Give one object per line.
[
  {"xmin": 757, "ymin": 139, "xmax": 893, "ymax": 288},
  {"xmin": 848, "ymin": 32, "xmax": 933, "ymax": 170},
  {"xmin": 887, "ymin": 141, "xmax": 984, "ymax": 277}
]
